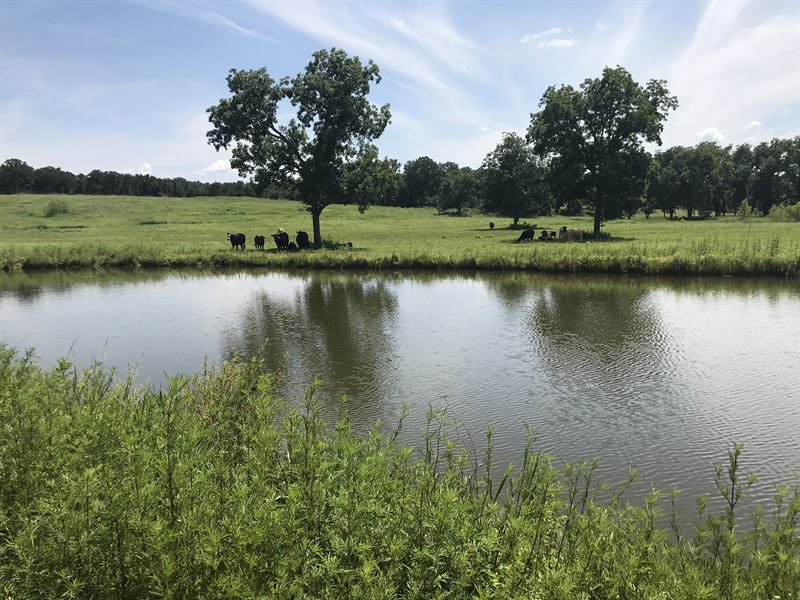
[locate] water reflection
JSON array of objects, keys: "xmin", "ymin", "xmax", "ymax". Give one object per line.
[
  {"xmin": 221, "ymin": 274, "xmax": 399, "ymax": 423},
  {"xmin": 0, "ymin": 268, "xmax": 797, "ymax": 510}
]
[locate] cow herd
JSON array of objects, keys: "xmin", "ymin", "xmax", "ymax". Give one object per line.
[
  {"xmin": 226, "ymin": 230, "xmax": 312, "ymax": 251},
  {"xmin": 227, "ymin": 224, "xmax": 586, "ymax": 251},
  {"xmin": 516, "ymin": 226, "xmax": 584, "ymax": 243}
]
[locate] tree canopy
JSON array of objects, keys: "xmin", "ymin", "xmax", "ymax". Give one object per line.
[
  {"xmin": 481, "ymin": 133, "xmax": 550, "ymax": 226},
  {"xmin": 207, "ymin": 48, "xmax": 391, "ymax": 246},
  {"xmin": 528, "ymin": 66, "xmax": 678, "ymax": 234}
]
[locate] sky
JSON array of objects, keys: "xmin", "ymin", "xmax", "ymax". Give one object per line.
[{"xmin": 1, "ymin": 0, "xmax": 798, "ymax": 182}]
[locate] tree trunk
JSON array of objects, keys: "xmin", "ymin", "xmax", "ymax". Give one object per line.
[
  {"xmin": 311, "ymin": 208, "xmax": 322, "ymax": 248},
  {"xmin": 593, "ymin": 205, "xmax": 602, "ymax": 236},
  {"xmin": 593, "ymin": 185, "xmax": 603, "ymax": 236}
]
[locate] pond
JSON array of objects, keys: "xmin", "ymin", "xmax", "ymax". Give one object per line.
[{"xmin": 1, "ymin": 269, "xmax": 798, "ymax": 511}]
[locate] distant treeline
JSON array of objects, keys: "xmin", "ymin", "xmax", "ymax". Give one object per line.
[
  {"xmin": 2, "ymin": 135, "xmax": 798, "ymax": 220},
  {"xmin": 0, "ymin": 159, "xmax": 263, "ymax": 198}
]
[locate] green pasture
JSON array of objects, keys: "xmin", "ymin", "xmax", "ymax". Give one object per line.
[{"xmin": 1, "ymin": 194, "xmax": 798, "ymax": 275}]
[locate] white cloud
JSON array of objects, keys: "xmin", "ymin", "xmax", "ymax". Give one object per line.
[
  {"xmin": 594, "ymin": 21, "xmax": 610, "ymax": 31},
  {"xmin": 201, "ymin": 159, "xmax": 233, "ymax": 173},
  {"xmin": 743, "ymin": 120, "xmax": 762, "ymax": 131},
  {"xmin": 520, "ymin": 27, "xmax": 571, "ymax": 44},
  {"xmin": 696, "ymin": 127, "xmax": 726, "ymax": 143},
  {"xmin": 663, "ymin": 2, "xmax": 800, "ymax": 147},
  {"xmin": 538, "ymin": 38, "xmax": 579, "ymax": 49},
  {"xmin": 138, "ymin": 162, "xmax": 152, "ymax": 175}
]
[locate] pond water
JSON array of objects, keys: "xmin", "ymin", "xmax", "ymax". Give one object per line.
[{"xmin": 1, "ymin": 269, "xmax": 798, "ymax": 511}]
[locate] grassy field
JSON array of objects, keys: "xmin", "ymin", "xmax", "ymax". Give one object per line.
[
  {"xmin": 1, "ymin": 194, "xmax": 798, "ymax": 276},
  {"xmin": 2, "ymin": 347, "xmax": 798, "ymax": 599}
]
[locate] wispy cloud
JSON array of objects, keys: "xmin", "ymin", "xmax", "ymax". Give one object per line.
[
  {"xmin": 131, "ymin": 0, "xmax": 279, "ymax": 43},
  {"xmin": 248, "ymin": 0, "xmax": 491, "ymax": 130},
  {"xmin": 538, "ymin": 38, "xmax": 578, "ymax": 49},
  {"xmin": 663, "ymin": 0, "xmax": 800, "ymax": 147},
  {"xmin": 519, "ymin": 26, "xmax": 571, "ymax": 44}
]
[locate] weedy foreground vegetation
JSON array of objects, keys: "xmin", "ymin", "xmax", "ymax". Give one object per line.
[
  {"xmin": 1, "ymin": 347, "xmax": 798, "ymax": 598},
  {"xmin": 1, "ymin": 194, "xmax": 799, "ymax": 276}
]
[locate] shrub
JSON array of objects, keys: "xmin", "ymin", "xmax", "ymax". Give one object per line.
[
  {"xmin": 43, "ymin": 200, "xmax": 68, "ymax": 217},
  {"xmin": 1, "ymin": 348, "xmax": 799, "ymax": 599},
  {"xmin": 768, "ymin": 202, "xmax": 800, "ymax": 222}
]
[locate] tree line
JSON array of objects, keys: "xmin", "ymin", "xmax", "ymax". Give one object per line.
[
  {"xmin": 357, "ymin": 135, "xmax": 799, "ymax": 221},
  {"xmin": 0, "ymin": 159, "xmax": 260, "ymax": 198},
  {"xmin": 4, "ymin": 134, "xmax": 796, "ymax": 225}
]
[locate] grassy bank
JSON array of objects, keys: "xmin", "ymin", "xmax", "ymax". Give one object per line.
[
  {"xmin": 1, "ymin": 194, "xmax": 798, "ymax": 276},
  {"xmin": 1, "ymin": 348, "xmax": 798, "ymax": 598}
]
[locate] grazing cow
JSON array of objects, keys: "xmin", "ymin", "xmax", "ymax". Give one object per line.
[
  {"xmin": 296, "ymin": 230, "xmax": 311, "ymax": 249},
  {"xmin": 516, "ymin": 228, "xmax": 535, "ymax": 243},
  {"xmin": 539, "ymin": 230, "xmax": 550, "ymax": 241},
  {"xmin": 272, "ymin": 230, "xmax": 290, "ymax": 251},
  {"xmin": 287, "ymin": 241, "xmax": 298, "ymax": 251},
  {"xmin": 559, "ymin": 227, "xmax": 583, "ymax": 241},
  {"xmin": 489, "ymin": 221, "xmax": 495, "ymax": 230},
  {"xmin": 226, "ymin": 232, "xmax": 246, "ymax": 250},
  {"xmin": 254, "ymin": 235, "xmax": 265, "ymax": 250}
]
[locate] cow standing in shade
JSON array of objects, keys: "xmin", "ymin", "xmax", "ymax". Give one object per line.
[
  {"xmin": 296, "ymin": 230, "xmax": 311, "ymax": 250},
  {"xmin": 227, "ymin": 232, "xmax": 246, "ymax": 250},
  {"xmin": 272, "ymin": 229, "xmax": 290, "ymax": 251}
]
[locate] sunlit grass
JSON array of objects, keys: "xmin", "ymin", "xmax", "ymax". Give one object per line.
[{"xmin": 1, "ymin": 194, "xmax": 798, "ymax": 275}]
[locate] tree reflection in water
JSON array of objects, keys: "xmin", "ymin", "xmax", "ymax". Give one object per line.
[{"xmin": 221, "ymin": 273, "xmax": 400, "ymax": 428}]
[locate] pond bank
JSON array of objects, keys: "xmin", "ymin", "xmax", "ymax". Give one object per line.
[{"xmin": 1, "ymin": 242, "xmax": 798, "ymax": 276}]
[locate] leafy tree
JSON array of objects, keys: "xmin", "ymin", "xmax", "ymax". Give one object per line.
[
  {"xmin": 399, "ymin": 156, "xmax": 442, "ymax": 207},
  {"xmin": 605, "ymin": 149, "xmax": 651, "ymax": 219},
  {"xmin": 730, "ymin": 144, "xmax": 754, "ymax": 213},
  {"xmin": 437, "ymin": 167, "xmax": 479, "ymax": 215},
  {"xmin": 648, "ymin": 147, "xmax": 684, "ymax": 219},
  {"xmin": 207, "ymin": 48, "xmax": 391, "ymax": 246},
  {"xmin": 749, "ymin": 137, "xmax": 800, "ymax": 215},
  {"xmin": 0, "ymin": 159, "xmax": 35, "ymax": 193},
  {"xmin": 528, "ymin": 66, "xmax": 678, "ymax": 235},
  {"xmin": 340, "ymin": 145, "xmax": 400, "ymax": 210},
  {"xmin": 481, "ymin": 132, "xmax": 549, "ymax": 226}
]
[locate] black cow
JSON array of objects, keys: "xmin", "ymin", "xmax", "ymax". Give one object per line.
[
  {"xmin": 539, "ymin": 230, "xmax": 550, "ymax": 241},
  {"xmin": 489, "ymin": 221, "xmax": 495, "ymax": 230},
  {"xmin": 516, "ymin": 228, "xmax": 535, "ymax": 243},
  {"xmin": 226, "ymin": 232, "xmax": 245, "ymax": 250},
  {"xmin": 296, "ymin": 230, "xmax": 311, "ymax": 249},
  {"xmin": 272, "ymin": 231, "xmax": 290, "ymax": 251},
  {"xmin": 254, "ymin": 235, "xmax": 265, "ymax": 250}
]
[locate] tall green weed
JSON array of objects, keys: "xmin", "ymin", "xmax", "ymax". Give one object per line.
[{"xmin": 1, "ymin": 347, "xmax": 798, "ymax": 598}]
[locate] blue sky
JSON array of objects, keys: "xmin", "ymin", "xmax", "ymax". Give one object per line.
[{"xmin": 1, "ymin": 0, "xmax": 798, "ymax": 182}]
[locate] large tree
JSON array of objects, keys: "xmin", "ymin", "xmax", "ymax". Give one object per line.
[
  {"xmin": 481, "ymin": 132, "xmax": 550, "ymax": 226},
  {"xmin": 528, "ymin": 66, "xmax": 678, "ymax": 235},
  {"xmin": 437, "ymin": 166, "xmax": 479, "ymax": 215},
  {"xmin": 399, "ymin": 156, "xmax": 442, "ymax": 207},
  {"xmin": 207, "ymin": 48, "xmax": 391, "ymax": 247}
]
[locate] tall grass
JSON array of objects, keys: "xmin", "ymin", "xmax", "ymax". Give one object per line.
[{"xmin": 1, "ymin": 347, "xmax": 798, "ymax": 598}]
